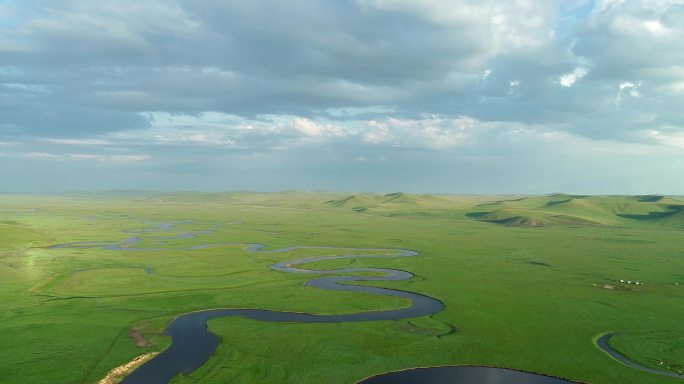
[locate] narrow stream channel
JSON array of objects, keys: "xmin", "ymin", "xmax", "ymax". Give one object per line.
[{"xmin": 595, "ymin": 333, "xmax": 684, "ymax": 379}]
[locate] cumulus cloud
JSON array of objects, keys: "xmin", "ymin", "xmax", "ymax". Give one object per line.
[
  {"xmin": 362, "ymin": 116, "xmax": 490, "ymax": 149},
  {"xmin": 615, "ymin": 81, "xmax": 643, "ymax": 107},
  {"xmin": 559, "ymin": 66, "xmax": 589, "ymax": 87},
  {"xmin": 1, "ymin": 0, "xmax": 684, "ymax": 192},
  {"xmin": 291, "ymin": 117, "xmax": 347, "ymax": 138}
]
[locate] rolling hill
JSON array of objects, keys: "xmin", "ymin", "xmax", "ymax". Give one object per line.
[{"xmin": 321, "ymin": 192, "xmax": 684, "ymax": 227}]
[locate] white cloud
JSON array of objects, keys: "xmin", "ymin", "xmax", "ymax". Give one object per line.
[
  {"xmin": 3, "ymin": 1, "xmax": 684, "ymax": 193},
  {"xmin": 324, "ymin": 105, "xmax": 395, "ymax": 117},
  {"xmin": 68, "ymin": 153, "xmax": 149, "ymax": 162},
  {"xmin": 592, "ymin": 0, "xmax": 627, "ymax": 14},
  {"xmin": 508, "ymin": 80, "xmax": 521, "ymax": 94},
  {"xmin": 615, "ymin": 81, "xmax": 643, "ymax": 107},
  {"xmin": 482, "ymin": 69, "xmax": 492, "ymax": 80},
  {"xmin": 356, "ymin": 0, "xmax": 556, "ymax": 63},
  {"xmin": 363, "ymin": 120, "xmax": 393, "ymax": 144},
  {"xmin": 151, "ymin": 131, "xmax": 236, "ymax": 146},
  {"xmin": 641, "ymin": 0, "xmax": 684, "ymax": 14},
  {"xmin": 559, "ymin": 66, "xmax": 589, "ymax": 87},
  {"xmin": 671, "ymin": 82, "xmax": 684, "ymax": 93},
  {"xmin": 292, "ymin": 117, "xmax": 322, "ymax": 137},
  {"xmin": 23, "ymin": 2, "xmax": 200, "ymax": 51},
  {"xmin": 200, "ymin": 67, "xmax": 235, "ymax": 78},
  {"xmin": 643, "ymin": 19, "xmax": 672, "ymax": 36},
  {"xmin": 643, "ymin": 128, "xmax": 684, "ymax": 149},
  {"xmin": 291, "ymin": 117, "xmax": 347, "ymax": 138},
  {"xmin": 362, "ymin": 116, "xmax": 492, "ymax": 149},
  {"xmin": 20, "ymin": 152, "xmax": 148, "ymax": 162},
  {"xmin": 43, "ymin": 138, "xmax": 112, "ymax": 145},
  {"xmin": 353, "ymin": 155, "xmax": 388, "ymax": 162},
  {"xmin": 138, "ymin": 112, "xmax": 351, "ymax": 144},
  {"xmin": 22, "ymin": 152, "xmax": 62, "ymax": 160},
  {"xmin": 143, "ymin": 111, "xmax": 245, "ymax": 127},
  {"xmin": 2, "ymin": 83, "xmax": 49, "ymax": 93}
]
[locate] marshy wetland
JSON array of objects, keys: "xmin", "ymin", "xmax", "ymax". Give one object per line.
[{"xmin": 1, "ymin": 192, "xmax": 683, "ymax": 383}]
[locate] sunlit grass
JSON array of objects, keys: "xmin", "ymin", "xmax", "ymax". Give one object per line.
[{"xmin": 0, "ymin": 193, "xmax": 682, "ymax": 384}]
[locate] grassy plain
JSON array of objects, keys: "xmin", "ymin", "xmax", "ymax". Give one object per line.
[{"xmin": 0, "ymin": 192, "xmax": 682, "ymax": 383}]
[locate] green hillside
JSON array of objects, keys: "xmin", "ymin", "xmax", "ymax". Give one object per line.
[
  {"xmin": 0, "ymin": 222, "xmax": 53, "ymax": 249},
  {"xmin": 320, "ymin": 192, "xmax": 684, "ymax": 227},
  {"xmin": 468, "ymin": 194, "xmax": 684, "ymax": 227}
]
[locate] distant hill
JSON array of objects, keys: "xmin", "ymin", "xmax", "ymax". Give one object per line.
[
  {"xmin": 320, "ymin": 192, "xmax": 684, "ymax": 226},
  {"xmin": 145, "ymin": 191, "xmax": 345, "ymax": 208},
  {"xmin": 58, "ymin": 190, "xmax": 161, "ymax": 198},
  {"xmin": 617, "ymin": 204, "xmax": 684, "ymax": 222},
  {"xmin": 467, "ymin": 194, "xmax": 684, "ymax": 227},
  {"xmin": 324, "ymin": 192, "xmax": 434, "ymax": 211},
  {"xmin": 322, "ymin": 192, "xmax": 483, "ymax": 216},
  {"xmin": 22, "ymin": 191, "xmax": 682, "ymax": 228}
]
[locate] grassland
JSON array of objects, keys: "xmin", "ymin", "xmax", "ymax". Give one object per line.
[{"xmin": 0, "ymin": 192, "xmax": 682, "ymax": 383}]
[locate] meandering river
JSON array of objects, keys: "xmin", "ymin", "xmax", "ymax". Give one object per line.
[
  {"xmin": 596, "ymin": 333, "xmax": 684, "ymax": 379},
  {"xmin": 51, "ymin": 222, "xmax": 579, "ymax": 383}
]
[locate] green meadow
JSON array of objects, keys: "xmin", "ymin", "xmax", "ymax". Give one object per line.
[{"xmin": 0, "ymin": 192, "xmax": 683, "ymax": 383}]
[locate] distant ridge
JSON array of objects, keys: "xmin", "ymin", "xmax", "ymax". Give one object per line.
[
  {"xmin": 17, "ymin": 190, "xmax": 680, "ymax": 228},
  {"xmin": 59, "ymin": 190, "xmax": 161, "ymax": 197},
  {"xmin": 636, "ymin": 194, "xmax": 665, "ymax": 202},
  {"xmin": 467, "ymin": 194, "xmax": 684, "ymax": 227},
  {"xmin": 322, "ymin": 192, "xmax": 467, "ymax": 214}
]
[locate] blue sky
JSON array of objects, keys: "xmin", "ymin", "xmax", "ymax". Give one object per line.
[{"xmin": 1, "ymin": 0, "xmax": 684, "ymax": 194}]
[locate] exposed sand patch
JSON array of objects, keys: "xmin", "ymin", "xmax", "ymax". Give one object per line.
[
  {"xmin": 98, "ymin": 352, "xmax": 158, "ymax": 384},
  {"xmin": 127, "ymin": 329, "xmax": 149, "ymax": 348}
]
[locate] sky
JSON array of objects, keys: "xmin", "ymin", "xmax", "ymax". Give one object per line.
[{"xmin": 1, "ymin": 0, "xmax": 684, "ymax": 194}]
